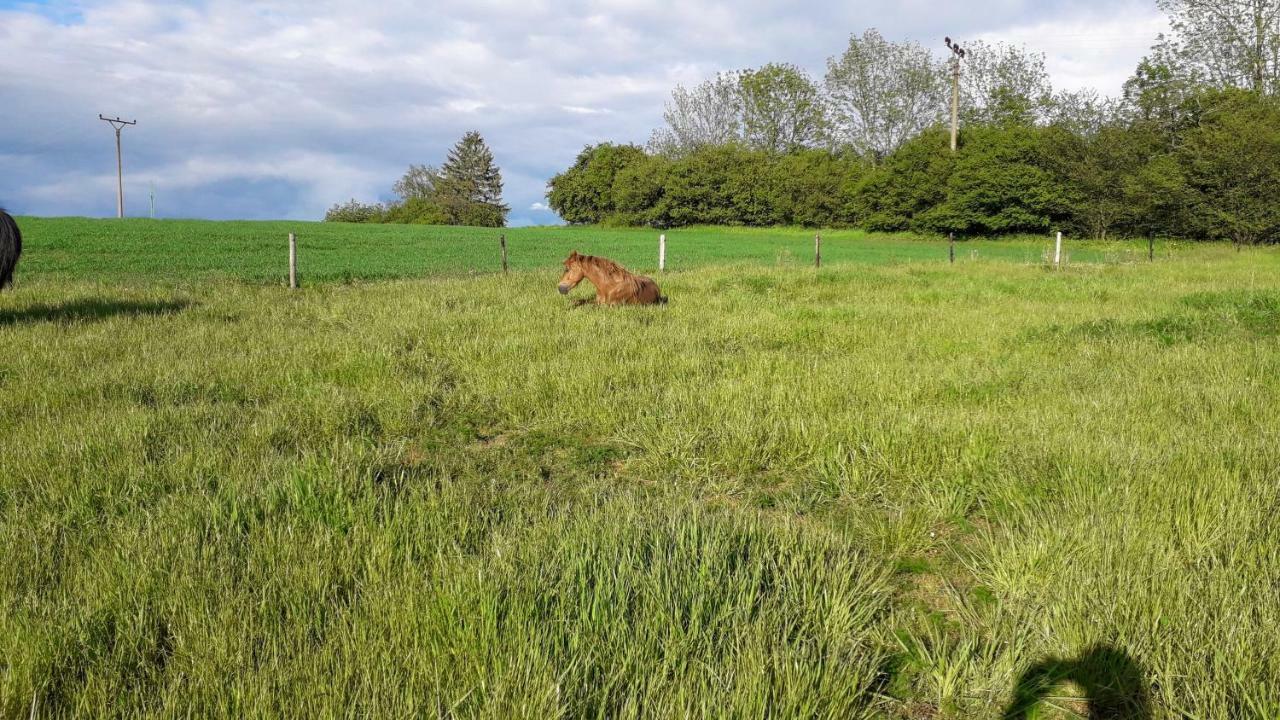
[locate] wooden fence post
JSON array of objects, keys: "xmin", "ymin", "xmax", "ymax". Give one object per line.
[
  {"xmin": 288, "ymin": 232, "xmax": 297, "ymax": 289},
  {"xmin": 1148, "ymin": 235, "xmax": 1154, "ymax": 262},
  {"xmin": 814, "ymin": 233, "xmax": 822, "ymax": 269},
  {"xmin": 500, "ymin": 234, "xmax": 508, "ymax": 274},
  {"xmin": 659, "ymin": 233, "xmax": 666, "ymax": 272},
  {"xmin": 1054, "ymin": 231, "xmax": 1063, "ymax": 269},
  {"xmin": 949, "ymin": 232, "xmax": 955, "ymax": 264}
]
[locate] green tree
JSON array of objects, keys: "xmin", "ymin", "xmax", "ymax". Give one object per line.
[
  {"xmin": 1177, "ymin": 90, "xmax": 1280, "ymax": 244},
  {"xmin": 393, "ymin": 164, "xmax": 441, "ymax": 201},
  {"xmin": 1157, "ymin": 0, "xmax": 1280, "ymax": 95},
  {"xmin": 611, "ymin": 154, "xmax": 673, "ymax": 227},
  {"xmin": 1123, "ymin": 153, "xmax": 1191, "ymax": 239},
  {"xmin": 383, "ymin": 196, "xmax": 449, "ymax": 225},
  {"xmin": 660, "ymin": 146, "xmax": 776, "ymax": 226},
  {"xmin": 738, "ymin": 63, "xmax": 828, "ymax": 154},
  {"xmin": 959, "ymin": 40, "xmax": 1055, "ymax": 126},
  {"xmin": 1050, "ymin": 122, "xmax": 1164, "ymax": 239},
  {"xmin": 1048, "ymin": 88, "xmax": 1113, "ymax": 136},
  {"xmin": 921, "ymin": 124, "xmax": 1074, "ymax": 235},
  {"xmin": 824, "ymin": 29, "xmax": 947, "ymax": 161},
  {"xmin": 648, "ymin": 74, "xmax": 743, "ymax": 157},
  {"xmin": 852, "ymin": 127, "xmax": 954, "ymax": 231},
  {"xmin": 1078, "ymin": 125, "xmax": 1156, "ymax": 239},
  {"xmin": 1122, "ymin": 38, "xmax": 1209, "ymax": 141},
  {"xmin": 437, "ymin": 131, "xmax": 509, "ymax": 227},
  {"xmin": 381, "ymin": 164, "xmax": 448, "ymax": 224},
  {"xmin": 767, "ymin": 150, "xmax": 866, "ymax": 227},
  {"xmin": 546, "ymin": 144, "xmax": 648, "ymax": 224}
]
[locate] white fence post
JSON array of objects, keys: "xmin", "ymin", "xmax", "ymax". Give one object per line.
[
  {"xmin": 288, "ymin": 232, "xmax": 297, "ymax": 289},
  {"xmin": 1054, "ymin": 231, "xmax": 1063, "ymax": 269},
  {"xmin": 659, "ymin": 233, "xmax": 666, "ymax": 272}
]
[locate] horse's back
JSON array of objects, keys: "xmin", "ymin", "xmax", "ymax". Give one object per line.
[{"xmin": 630, "ymin": 274, "xmax": 663, "ymax": 305}]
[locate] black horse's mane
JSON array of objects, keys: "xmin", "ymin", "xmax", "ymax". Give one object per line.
[{"xmin": 0, "ymin": 208, "xmax": 21, "ymax": 290}]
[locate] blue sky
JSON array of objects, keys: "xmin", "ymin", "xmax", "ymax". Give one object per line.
[{"xmin": 0, "ymin": 0, "xmax": 1167, "ymax": 226}]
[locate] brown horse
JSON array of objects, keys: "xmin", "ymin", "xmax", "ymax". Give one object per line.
[{"xmin": 558, "ymin": 251, "xmax": 666, "ymax": 306}]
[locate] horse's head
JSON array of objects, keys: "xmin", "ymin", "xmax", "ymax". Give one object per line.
[{"xmin": 558, "ymin": 251, "xmax": 586, "ymax": 295}]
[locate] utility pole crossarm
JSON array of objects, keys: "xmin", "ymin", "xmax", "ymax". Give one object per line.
[
  {"xmin": 98, "ymin": 114, "xmax": 137, "ymax": 127},
  {"xmin": 98, "ymin": 114, "xmax": 137, "ymax": 218}
]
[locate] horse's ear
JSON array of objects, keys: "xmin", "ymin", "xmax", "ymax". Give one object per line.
[{"xmin": 569, "ymin": 250, "xmax": 580, "ymax": 259}]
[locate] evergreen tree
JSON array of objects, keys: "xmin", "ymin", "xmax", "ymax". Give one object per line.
[{"xmin": 438, "ymin": 131, "xmax": 510, "ymax": 227}]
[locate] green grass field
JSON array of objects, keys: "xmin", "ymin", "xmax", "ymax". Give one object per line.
[
  {"xmin": 15, "ymin": 217, "xmax": 1162, "ymax": 284},
  {"xmin": 2, "ymin": 219, "xmax": 1278, "ymax": 718}
]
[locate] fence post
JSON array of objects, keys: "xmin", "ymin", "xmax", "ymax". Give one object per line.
[
  {"xmin": 949, "ymin": 232, "xmax": 955, "ymax": 264},
  {"xmin": 500, "ymin": 234, "xmax": 508, "ymax": 274},
  {"xmin": 659, "ymin": 233, "xmax": 666, "ymax": 272},
  {"xmin": 815, "ymin": 233, "xmax": 821, "ymax": 269},
  {"xmin": 1054, "ymin": 231, "xmax": 1063, "ymax": 269},
  {"xmin": 1148, "ymin": 235, "xmax": 1154, "ymax": 262},
  {"xmin": 288, "ymin": 232, "xmax": 297, "ymax": 289}
]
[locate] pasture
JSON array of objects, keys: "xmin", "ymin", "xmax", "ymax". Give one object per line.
[
  {"xmin": 2, "ymin": 219, "xmax": 1278, "ymax": 718},
  {"xmin": 15, "ymin": 217, "xmax": 1152, "ymax": 283}
]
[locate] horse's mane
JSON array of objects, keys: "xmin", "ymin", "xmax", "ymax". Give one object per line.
[{"xmin": 580, "ymin": 254, "xmax": 634, "ymax": 281}]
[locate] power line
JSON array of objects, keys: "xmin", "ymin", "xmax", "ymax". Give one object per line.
[{"xmin": 98, "ymin": 114, "xmax": 136, "ymax": 219}]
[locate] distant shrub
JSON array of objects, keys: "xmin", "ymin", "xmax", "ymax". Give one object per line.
[
  {"xmin": 324, "ymin": 199, "xmax": 385, "ymax": 223},
  {"xmin": 767, "ymin": 149, "xmax": 867, "ymax": 227},
  {"xmin": 852, "ymin": 127, "xmax": 953, "ymax": 233},
  {"xmin": 383, "ymin": 197, "xmax": 449, "ymax": 225}
]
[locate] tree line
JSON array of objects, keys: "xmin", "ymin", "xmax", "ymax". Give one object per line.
[
  {"xmin": 548, "ymin": 0, "xmax": 1280, "ymax": 243},
  {"xmin": 325, "ymin": 131, "xmax": 510, "ymax": 227}
]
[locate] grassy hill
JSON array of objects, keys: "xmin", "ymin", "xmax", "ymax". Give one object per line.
[{"xmin": 2, "ymin": 220, "xmax": 1278, "ymax": 717}]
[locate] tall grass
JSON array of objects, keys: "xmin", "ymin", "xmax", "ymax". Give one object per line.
[{"xmin": 1, "ymin": 239, "xmax": 1278, "ymax": 717}]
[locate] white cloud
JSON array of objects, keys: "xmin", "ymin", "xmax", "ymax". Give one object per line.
[
  {"xmin": 0, "ymin": 0, "xmax": 1169, "ymax": 226},
  {"xmin": 562, "ymin": 105, "xmax": 613, "ymax": 115},
  {"xmin": 974, "ymin": 1, "xmax": 1166, "ymax": 93}
]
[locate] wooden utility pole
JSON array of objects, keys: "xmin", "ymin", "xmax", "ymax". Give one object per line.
[
  {"xmin": 99, "ymin": 115, "xmax": 137, "ymax": 218},
  {"xmin": 944, "ymin": 38, "xmax": 966, "ymax": 154}
]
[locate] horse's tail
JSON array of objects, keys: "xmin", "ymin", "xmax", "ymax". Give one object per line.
[{"xmin": 0, "ymin": 209, "xmax": 21, "ymax": 291}]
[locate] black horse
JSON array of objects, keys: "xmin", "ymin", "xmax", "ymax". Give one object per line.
[{"xmin": 0, "ymin": 209, "xmax": 20, "ymax": 290}]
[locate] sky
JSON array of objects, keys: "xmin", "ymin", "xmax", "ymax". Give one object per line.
[{"xmin": 0, "ymin": 0, "xmax": 1169, "ymax": 226}]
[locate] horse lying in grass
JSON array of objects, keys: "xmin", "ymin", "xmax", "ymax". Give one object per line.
[
  {"xmin": 0, "ymin": 210, "xmax": 20, "ymax": 290},
  {"xmin": 558, "ymin": 250, "xmax": 666, "ymax": 306}
]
